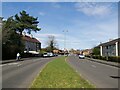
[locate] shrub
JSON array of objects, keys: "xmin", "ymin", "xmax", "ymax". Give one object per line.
[
  {"xmin": 85, "ymin": 55, "xmax": 91, "ymax": 58},
  {"xmin": 90, "ymin": 55, "xmax": 120, "ymax": 63},
  {"xmin": 108, "ymin": 56, "xmax": 120, "ymax": 63}
]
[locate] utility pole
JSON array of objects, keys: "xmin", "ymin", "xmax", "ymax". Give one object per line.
[{"xmin": 63, "ymin": 30, "xmax": 68, "ymax": 55}]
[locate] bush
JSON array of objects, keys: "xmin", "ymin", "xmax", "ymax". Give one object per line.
[
  {"xmin": 108, "ymin": 56, "xmax": 120, "ymax": 63},
  {"xmin": 85, "ymin": 55, "xmax": 91, "ymax": 58},
  {"xmin": 88, "ymin": 55, "xmax": 120, "ymax": 63}
]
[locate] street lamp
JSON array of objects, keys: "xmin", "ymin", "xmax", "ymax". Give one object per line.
[{"xmin": 63, "ymin": 30, "xmax": 68, "ymax": 55}]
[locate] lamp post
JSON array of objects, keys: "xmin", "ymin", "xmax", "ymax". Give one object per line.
[{"xmin": 63, "ymin": 30, "xmax": 68, "ymax": 55}]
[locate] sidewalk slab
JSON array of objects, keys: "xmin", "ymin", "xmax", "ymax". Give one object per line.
[
  {"xmin": 1, "ymin": 58, "xmax": 31, "ymax": 64},
  {"xmin": 1, "ymin": 57, "xmax": 42, "ymax": 64},
  {"xmin": 1, "ymin": 59, "xmax": 24, "ymax": 64},
  {"xmin": 86, "ymin": 57, "xmax": 120, "ymax": 68},
  {"xmin": 1, "ymin": 60, "xmax": 16, "ymax": 64}
]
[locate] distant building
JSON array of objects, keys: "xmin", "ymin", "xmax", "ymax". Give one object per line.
[
  {"xmin": 58, "ymin": 50, "xmax": 64, "ymax": 55},
  {"xmin": 99, "ymin": 38, "xmax": 120, "ymax": 56},
  {"xmin": 81, "ymin": 49, "xmax": 93, "ymax": 55},
  {"xmin": 22, "ymin": 34, "xmax": 41, "ymax": 54},
  {"xmin": 53, "ymin": 49, "xmax": 59, "ymax": 54}
]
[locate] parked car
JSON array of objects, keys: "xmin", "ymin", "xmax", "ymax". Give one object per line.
[
  {"xmin": 79, "ymin": 54, "xmax": 85, "ymax": 59},
  {"xmin": 53, "ymin": 54, "xmax": 58, "ymax": 56},
  {"xmin": 47, "ymin": 52, "xmax": 54, "ymax": 57},
  {"xmin": 43, "ymin": 53, "xmax": 48, "ymax": 57}
]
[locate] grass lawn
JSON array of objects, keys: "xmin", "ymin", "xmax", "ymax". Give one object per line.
[{"xmin": 30, "ymin": 56, "xmax": 95, "ymax": 88}]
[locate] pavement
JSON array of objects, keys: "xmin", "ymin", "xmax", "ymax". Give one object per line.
[
  {"xmin": 86, "ymin": 57, "xmax": 120, "ymax": 68},
  {"xmin": 1, "ymin": 57, "xmax": 40, "ymax": 64},
  {"xmin": 67, "ymin": 56, "xmax": 119, "ymax": 88}
]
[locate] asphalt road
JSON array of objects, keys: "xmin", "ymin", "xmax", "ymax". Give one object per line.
[
  {"xmin": 67, "ymin": 56, "xmax": 119, "ymax": 88},
  {"xmin": 2, "ymin": 57, "xmax": 55, "ymax": 88}
]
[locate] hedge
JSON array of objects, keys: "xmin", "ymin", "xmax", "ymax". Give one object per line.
[{"xmin": 85, "ymin": 55, "xmax": 120, "ymax": 63}]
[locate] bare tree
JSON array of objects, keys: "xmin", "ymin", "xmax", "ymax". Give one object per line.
[{"xmin": 46, "ymin": 35, "xmax": 58, "ymax": 52}]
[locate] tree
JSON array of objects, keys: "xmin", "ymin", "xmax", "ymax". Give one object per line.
[
  {"xmin": 2, "ymin": 17, "xmax": 24, "ymax": 59},
  {"xmin": 93, "ymin": 47, "xmax": 100, "ymax": 55},
  {"xmin": 2, "ymin": 16, "xmax": 17, "ymax": 42},
  {"xmin": 0, "ymin": 17, "xmax": 3, "ymax": 58},
  {"xmin": 69, "ymin": 48, "xmax": 75, "ymax": 54},
  {"xmin": 2, "ymin": 11, "xmax": 41, "ymax": 59},
  {"xmin": 0, "ymin": 17, "xmax": 3, "ymax": 40},
  {"xmin": 15, "ymin": 10, "xmax": 41, "ymax": 35},
  {"xmin": 45, "ymin": 35, "xmax": 58, "ymax": 52}
]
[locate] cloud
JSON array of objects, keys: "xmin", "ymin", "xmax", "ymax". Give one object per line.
[
  {"xmin": 82, "ymin": 18, "xmax": 118, "ymax": 44},
  {"xmin": 2, "ymin": 0, "xmax": 119, "ymax": 2},
  {"xmin": 64, "ymin": 14, "xmax": 118, "ymax": 49},
  {"xmin": 34, "ymin": 33, "xmax": 63, "ymax": 38},
  {"xmin": 52, "ymin": 3, "xmax": 61, "ymax": 8},
  {"xmin": 33, "ymin": 33, "xmax": 64, "ymax": 48},
  {"xmin": 38, "ymin": 12, "xmax": 46, "ymax": 16},
  {"xmin": 75, "ymin": 2, "xmax": 113, "ymax": 16},
  {"xmin": 33, "ymin": 32, "xmax": 86, "ymax": 49}
]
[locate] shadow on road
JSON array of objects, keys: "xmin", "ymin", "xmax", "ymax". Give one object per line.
[{"xmin": 110, "ymin": 76, "xmax": 120, "ymax": 79}]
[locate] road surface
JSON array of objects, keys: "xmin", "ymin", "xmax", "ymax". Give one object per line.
[
  {"xmin": 2, "ymin": 57, "xmax": 55, "ymax": 88},
  {"xmin": 67, "ymin": 56, "xmax": 119, "ymax": 88}
]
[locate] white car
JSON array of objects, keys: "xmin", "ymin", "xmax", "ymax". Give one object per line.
[
  {"xmin": 43, "ymin": 53, "xmax": 48, "ymax": 57},
  {"xmin": 47, "ymin": 52, "xmax": 54, "ymax": 57},
  {"xmin": 79, "ymin": 54, "xmax": 85, "ymax": 59}
]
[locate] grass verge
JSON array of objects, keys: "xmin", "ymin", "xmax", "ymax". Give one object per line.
[{"xmin": 30, "ymin": 56, "xmax": 95, "ymax": 88}]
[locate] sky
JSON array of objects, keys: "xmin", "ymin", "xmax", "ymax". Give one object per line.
[{"xmin": 2, "ymin": 2, "xmax": 118, "ymax": 50}]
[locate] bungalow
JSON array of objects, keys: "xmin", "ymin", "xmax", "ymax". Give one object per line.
[
  {"xmin": 99, "ymin": 38, "xmax": 120, "ymax": 56},
  {"xmin": 82, "ymin": 49, "xmax": 93, "ymax": 56},
  {"xmin": 22, "ymin": 34, "xmax": 41, "ymax": 54}
]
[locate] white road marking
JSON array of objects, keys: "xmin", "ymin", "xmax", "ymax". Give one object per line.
[{"xmin": 91, "ymin": 65, "xmax": 96, "ymax": 68}]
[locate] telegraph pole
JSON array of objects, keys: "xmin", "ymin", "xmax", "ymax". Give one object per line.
[{"xmin": 63, "ymin": 30, "xmax": 68, "ymax": 55}]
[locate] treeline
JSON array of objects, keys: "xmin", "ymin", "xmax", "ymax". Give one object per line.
[{"xmin": 2, "ymin": 10, "xmax": 40, "ymax": 60}]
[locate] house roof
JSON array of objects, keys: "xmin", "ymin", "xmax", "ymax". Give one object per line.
[
  {"xmin": 99, "ymin": 38, "xmax": 120, "ymax": 46},
  {"xmin": 82, "ymin": 49, "xmax": 93, "ymax": 52},
  {"xmin": 22, "ymin": 35, "xmax": 40, "ymax": 43}
]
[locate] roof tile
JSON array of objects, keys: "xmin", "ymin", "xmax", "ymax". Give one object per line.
[{"xmin": 22, "ymin": 35, "xmax": 40, "ymax": 43}]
